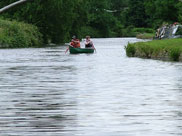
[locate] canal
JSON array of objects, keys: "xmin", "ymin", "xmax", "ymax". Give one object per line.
[{"xmin": 0, "ymin": 38, "xmax": 182, "ymax": 136}]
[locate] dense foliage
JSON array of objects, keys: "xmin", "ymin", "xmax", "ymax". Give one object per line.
[
  {"xmin": 0, "ymin": 0, "xmax": 182, "ymax": 44},
  {"xmin": 0, "ymin": 18, "xmax": 42, "ymax": 48}
]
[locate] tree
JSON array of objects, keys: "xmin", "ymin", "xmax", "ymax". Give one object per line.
[
  {"xmin": 126, "ymin": 0, "xmax": 148, "ymax": 27},
  {"xmin": 0, "ymin": 0, "xmax": 88, "ymax": 43},
  {"xmin": 87, "ymin": 0, "xmax": 119, "ymax": 37},
  {"xmin": 176, "ymin": 1, "xmax": 182, "ymax": 23},
  {"xmin": 145, "ymin": 0, "xmax": 179, "ymax": 28},
  {"xmin": 0, "ymin": 0, "xmax": 32, "ymax": 14}
]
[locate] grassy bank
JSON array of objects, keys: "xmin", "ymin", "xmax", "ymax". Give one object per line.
[
  {"xmin": 125, "ymin": 38, "xmax": 182, "ymax": 61},
  {"xmin": 121, "ymin": 27, "xmax": 155, "ymax": 39},
  {"xmin": 136, "ymin": 33, "xmax": 155, "ymax": 39},
  {"xmin": 0, "ymin": 19, "xmax": 43, "ymax": 48}
]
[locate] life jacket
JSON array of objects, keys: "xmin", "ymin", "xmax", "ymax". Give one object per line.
[{"xmin": 71, "ymin": 39, "xmax": 80, "ymax": 48}]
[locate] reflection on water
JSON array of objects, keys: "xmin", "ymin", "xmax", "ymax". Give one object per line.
[{"xmin": 0, "ymin": 38, "xmax": 182, "ymax": 136}]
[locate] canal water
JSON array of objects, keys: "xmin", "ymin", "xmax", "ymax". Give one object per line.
[{"xmin": 0, "ymin": 38, "xmax": 182, "ymax": 136}]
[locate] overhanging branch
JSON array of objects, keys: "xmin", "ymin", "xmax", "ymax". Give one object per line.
[{"xmin": 0, "ymin": 0, "xmax": 33, "ymax": 14}]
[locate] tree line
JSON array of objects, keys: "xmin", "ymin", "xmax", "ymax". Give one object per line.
[{"xmin": 0, "ymin": 0, "xmax": 182, "ymax": 44}]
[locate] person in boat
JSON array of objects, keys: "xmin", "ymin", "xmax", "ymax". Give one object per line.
[
  {"xmin": 155, "ymin": 28, "xmax": 160, "ymax": 38},
  {"xmin": 70, "ymin": 35, "xmax": 80, "ymax": 48},
  {"xmin": 85, "ymin": 36, "xmax": 93, "ymax": 48}
]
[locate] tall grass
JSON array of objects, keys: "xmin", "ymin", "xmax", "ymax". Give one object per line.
[
  {"xmin": 125, "ymin": 38, "xmax": 182, "ymax": 61},
  {"xmin": 0, "ymin": 19, "xmax": 43, "ymax": 48}
]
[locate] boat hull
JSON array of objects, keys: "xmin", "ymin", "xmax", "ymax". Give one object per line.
[{"xmin": 69, "ymin": 46, "xmax": 94, "ymax": 54}]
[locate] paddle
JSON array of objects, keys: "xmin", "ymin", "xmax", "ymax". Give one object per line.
[
  {"xmin": 65, "ymin": 47, "xmax": 69, "ymax": 54},
  {"xmin": 92, "ymin": 44, "xmax": 97, "ymax": 53},
  {"xmin": 65, "ymin": 45, "xmax": 75, "ymax": 54}
]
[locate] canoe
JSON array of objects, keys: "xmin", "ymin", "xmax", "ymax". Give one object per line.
[{"xmin": 69, "ymin": 45, "xmax": 94, "ymax": 54}]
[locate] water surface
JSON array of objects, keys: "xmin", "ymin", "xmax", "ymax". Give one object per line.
[{"xmin": 0, "ymin": 38, "xmax": 182, "ymax": 136}]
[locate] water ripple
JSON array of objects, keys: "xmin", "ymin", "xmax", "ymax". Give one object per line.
[{"xmin": 0, "ymin": 38, "xmax": 182, "ymax": 136}]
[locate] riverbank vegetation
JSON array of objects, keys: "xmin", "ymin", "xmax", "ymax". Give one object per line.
[
  {"xmin": 0, "ymin": 18, "xmax": 42, "ymax": 48},
  {"xmin": 0, "ymin": 0, "xmax": 182, "ymax": 47},
  {"xmin": 126, "ymin": 38, "xmax": 182, "ymax": 61},
  {"xmin": 132, "ymin": 28, "xmax": 155, "ymax": 39},
  {"xmin": 136, "ymin": 33, "xmax": 155, "ymax": 39}
]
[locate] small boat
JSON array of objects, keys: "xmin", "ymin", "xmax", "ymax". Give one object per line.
[{"xmin": 69, "ymin": 45, "xmax": 95, "ymax": 54}]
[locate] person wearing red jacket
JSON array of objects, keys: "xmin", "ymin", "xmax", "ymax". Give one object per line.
[{"xmin": 70, "ymin": 35, "xmax": 80, "ymax": 48}]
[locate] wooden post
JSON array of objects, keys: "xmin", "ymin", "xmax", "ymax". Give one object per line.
[{"xmin": 0, "ymin": 0, "xmax": 32, "ymax": 14}]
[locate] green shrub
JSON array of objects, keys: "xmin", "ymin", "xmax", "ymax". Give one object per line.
[
  {"xmin": 169, "ymin": 47, "xmax": 181, "ymax": 61},
  {"xmin": 0, "ymin": 19, "xmax": 43, "ymax": 48},
  {"xmin": 120, "ymin": 26, "xmax": 136, "ymax": 37},
  {"xmin": 125, "ymin": 43, "xmax": 136, "ymax": 57},
  {"xmin": 121, "ymin": 27, "xmax": 155, "ymax": 37},
  {"xmin": 132, "ymin": 28, "xmax": 155, "ymax": 34},
  {"xmin": 138, "ymin": 43, "xmax": 154, "ymax": 58}
]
